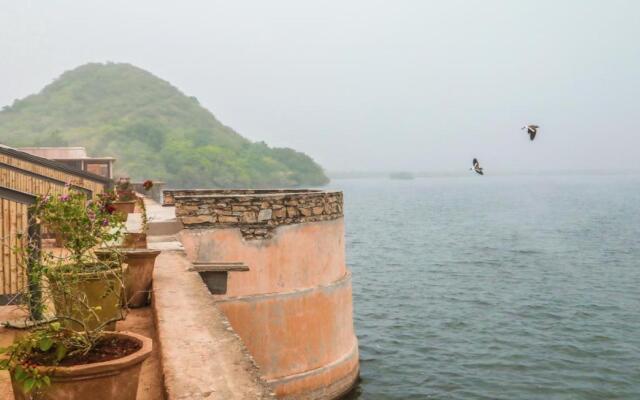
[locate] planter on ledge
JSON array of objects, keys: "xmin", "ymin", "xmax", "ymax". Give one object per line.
[
  {"xmin": 96, "ymin": 248, "xmax": 161, "ymax": 308},
  {"xmin": 112, "ymin": 201, "xmax": 136, "ymax": 222},
  {"xmin": 122, "ymin": 232, "xmax": 147, "ymax": 249},
  {"xmin": 48, "ymin": 265, "xmax": 124, "ymax": 331},
  {"xmin": 11, "ymin": 331, "xmax": 152, "ymax": 400}
]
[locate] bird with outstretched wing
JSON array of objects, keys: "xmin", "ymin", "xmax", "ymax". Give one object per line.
[
  {"xmin": 522, "ymin": 124, "xmax": 539, "ymax": 141},
  {"xmin": 471, "ymin": 158, "xmax": 484, "ymax": 175}
]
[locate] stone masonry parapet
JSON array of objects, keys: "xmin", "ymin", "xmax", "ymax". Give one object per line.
[
  {"xmin": 163, "ymin": 189, "xmax": 321, "ymax": 206},
  {"xmin": 172, "ymin": 190, "xmax": 343, "ymax": 240}
]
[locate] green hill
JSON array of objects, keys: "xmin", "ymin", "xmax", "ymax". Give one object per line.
[{"xmin": 0, "ymin": 62, "xmax": 329, "ymax": 188}]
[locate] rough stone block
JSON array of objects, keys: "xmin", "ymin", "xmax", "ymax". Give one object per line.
[
  {"xmin": 181, "ymin": 215, "xmax": 215, "ymax": 225},
  {"xmin": 219, "ymin": 215, "xmax": 239, "ymax": 223},
  {"xmin": 242, "ymin": 211, "xmax": 258, "ymax": 223},
  {"xmin": 258, "ymin": 208, "xmax": 273, "ymax": 221}
]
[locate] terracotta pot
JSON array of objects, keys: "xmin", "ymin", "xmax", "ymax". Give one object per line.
[
  {"xmin": 53, "ymin": 232, "xmax": 64, "ymax": 248},
  {"xmin": 48, "ymin": 265, "xmax": 124, "ymax": 331},
  {"xmin": 122, "ymin": 249, "xmax": 160, "ymax": 308},
  {"xmin": 112, "ymin": 201, "xmax": 136, "ymax": 222},
  {"xmin": 122, "ymin": 232, "xmax": 147, "ymax": 249},
  {"xmin": 11, "ymin": 331, "xmax": 152, "ymax": 400},
  {"xmin": 95, "ymin": 249, "xmax": 160, "ymax": 308}
]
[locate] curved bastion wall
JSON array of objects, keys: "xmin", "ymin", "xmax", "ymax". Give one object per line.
[{"xmin": 170, "ymin": 189, "xmax": 359, "ymax": 399}]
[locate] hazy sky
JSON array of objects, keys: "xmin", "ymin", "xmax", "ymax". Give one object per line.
[{"xmin": 1, "ymin": 1, "xmax": 639, "ymax": 172}]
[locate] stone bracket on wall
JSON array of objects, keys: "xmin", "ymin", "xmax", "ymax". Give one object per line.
[{"xmin": 189, "ymin": 261, "xmax": 250, "ymax": 295}]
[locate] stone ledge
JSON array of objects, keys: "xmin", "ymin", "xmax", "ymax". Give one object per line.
[
  {"xmin": 152, "ymin": 250, "xmax": 274, "ymax": 400},
  {"xmin": 163, "ymin": 189, "xmax": 328, "ymax": 206}
]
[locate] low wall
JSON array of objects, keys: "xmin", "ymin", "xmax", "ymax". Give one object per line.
[
  {"xmin": 151, "ymin": 249, "xmax": 274, "ymax": 399},
  {"xmin": 163, "ymin": 189, "xmax": 321, "ymax": 206},
  {"xmin": 172, "ymin": 189, "xmax": 343, "ymax": 240}
]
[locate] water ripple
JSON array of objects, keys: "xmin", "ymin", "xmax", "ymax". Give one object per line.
[{"xmin": 340, "ymin": 175, "xmax": 640, "ymax": 400}]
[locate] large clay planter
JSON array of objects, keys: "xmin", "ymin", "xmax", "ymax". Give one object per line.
[
  {"xmin": 112, "ymin": 201, "xmax": 136, "ymax": 222},
  {"xmin": 95, "ymin": 249, "xmax": 160, "ymax": 308},
  {"xmin": 11, "ymin": 331, "xmax": 152, "ymax": 400},
  {"xmin": 122, "ymin": 249, "xmax": 160, "ymax": 308},
  {"xmin": 122, "ymin": 232, "xmax": 147, "ymax": 249},
  {"xmin": 48, "ymin": 265, "xmax": 124, "ymax": 331}
]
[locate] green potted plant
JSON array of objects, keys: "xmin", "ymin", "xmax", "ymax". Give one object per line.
[
  {"xmin": 0, "ymin": 191, "xmax": 152, "ymax": 399},
  {"xmin": 111, "ymin": 177, "xmax": 137, "ymax": 221},
  {"xmin": 122, "ymin": 180, "xmax": 153, "ymax": 249},
  {"xmin": 97, "ymin": 188, "xmax": 160, "ymax": 308},
  {"xmin": 38, "ymin": 191, "xmax": 126, "ymax": 330}
]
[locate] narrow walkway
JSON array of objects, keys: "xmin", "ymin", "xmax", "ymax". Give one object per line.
[
  {"xmin": 145, "ymin": 198, "xmax": 273, "ymax": 399},
  {"xmin": 151, "ymin": 247, "xmax": 274, "ymax": 399}
]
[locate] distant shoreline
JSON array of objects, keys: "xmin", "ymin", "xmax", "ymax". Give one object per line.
[{"xmin": 328, "ymin": 170, "xmax": 640, "ymax": 179}]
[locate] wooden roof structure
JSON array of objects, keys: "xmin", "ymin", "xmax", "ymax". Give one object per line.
[{"xmin": 0, "ymin": 145, "xmax": 112, "ymax": 303}]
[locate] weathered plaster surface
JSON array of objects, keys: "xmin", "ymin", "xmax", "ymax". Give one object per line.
[
  {"xmin": 216, "ymin": 273, "xmax": 358, "ymax": 387},
  {"xmin": 179, "ymin": 220, "xmax": 346, "ymax": 296}
]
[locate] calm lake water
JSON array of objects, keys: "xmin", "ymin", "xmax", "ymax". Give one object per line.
[{"xmin": 336, "ymin": 175, "xmax": 640, "ymax": 400}]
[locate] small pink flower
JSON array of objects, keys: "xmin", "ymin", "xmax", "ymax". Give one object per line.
[
  {"xmin": 102, "ymin": 218, "xmax": 109, "ymax": 226},
  {"xmin": 59, "ymin": 194, "xmax": 69, "ymax": 202}
]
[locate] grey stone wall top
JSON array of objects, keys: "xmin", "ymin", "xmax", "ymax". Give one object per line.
[
  {"xmin": 171, "ymin": 189, "xmax": 343, "ymax": 239},
  {"xmin": 163, "ymin": 189, "xmax": 333, "ymax": 206}
]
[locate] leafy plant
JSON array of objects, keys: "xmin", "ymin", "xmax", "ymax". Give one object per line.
[
  {"xmin": 0, "ymin": 322, "xmax": 81, "ymax": 393},
  {"xmin": 139, "ymin": 197, "xmax": 150, "ymax": 234},
  {"xmin": 37, "ymin": 191, "xmax": 124, "ymax": 264},
  {"xmin": 0, "ymin": 190, "xmax": 126, "ymax": 394},
  {"xmin": 115, "ymin": 177, "xmax": 136, "ymax": 202}
]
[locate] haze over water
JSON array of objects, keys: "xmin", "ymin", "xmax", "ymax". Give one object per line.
[{"xmin": 339, "ymin": 174, "xmax": 640, "ymax": 399}]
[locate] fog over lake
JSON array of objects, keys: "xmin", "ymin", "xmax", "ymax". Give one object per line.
[
  {"xmin": 1, "ymin": 2, "xmax": 640, "ymax": 400},
  {"xmin": 2, "ymin": 1, "xmax": 639, "ymax": 173}
]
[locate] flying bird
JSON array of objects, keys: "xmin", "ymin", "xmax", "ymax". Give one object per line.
[
  {"xmin": 471, "ymin": 158, "xmax": 484, "ymax": 175},
  {"xmin": 522, "ymin": 124, "xmax": 539, "ymax": 141}
]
